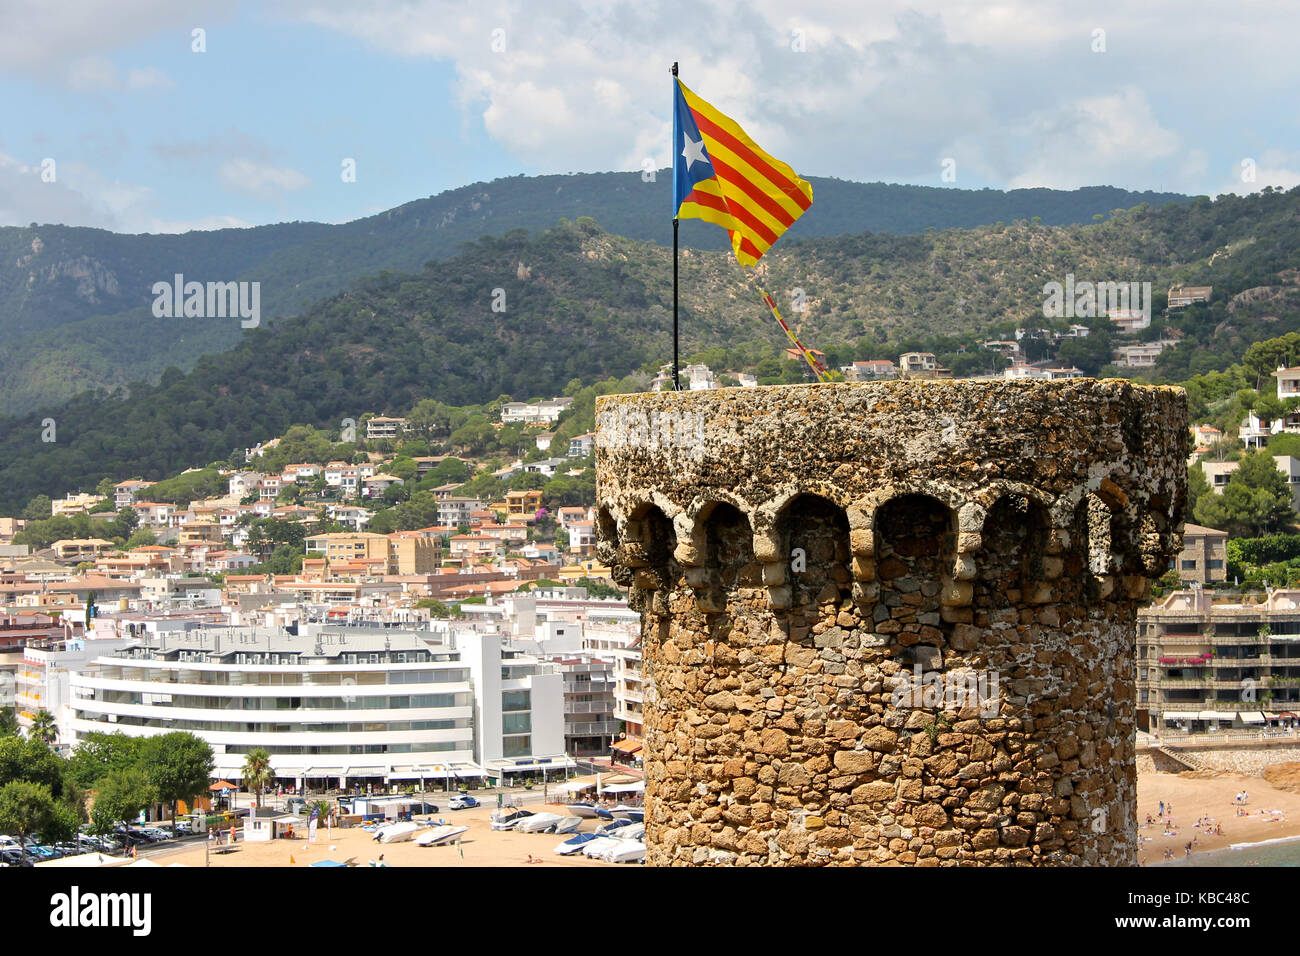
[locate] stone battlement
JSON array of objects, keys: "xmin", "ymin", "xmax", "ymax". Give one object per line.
[{"xmin": 595, "ymin": 380, "xmax": 1187, "ymax": 866}]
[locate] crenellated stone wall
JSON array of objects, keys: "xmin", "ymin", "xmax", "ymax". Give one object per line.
[{"xmin": 594, "ymin": 380, "xmax": 1187, "ymax": 866}]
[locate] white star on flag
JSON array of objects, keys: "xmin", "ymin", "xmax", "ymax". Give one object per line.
[{"xmin": 681, "ymin": 133, "xmax": 708, "ymax": 170}]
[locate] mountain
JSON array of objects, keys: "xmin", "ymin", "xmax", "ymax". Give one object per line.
[
  {"xmin": 0, "ymin": 174, "xmax": 1187, "ymax": 415},
  {"xmin": 3, "ymin": 185, "xmax": 1300, "ymax": 514}
]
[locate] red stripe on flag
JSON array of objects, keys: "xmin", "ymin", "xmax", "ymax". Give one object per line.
[
  {"xmin": 690, "ymin": 110, "xmax": 812, "ymax": 211},
  {"xmin": 687, "ymin": 184, "xmax": 778, "ymax": 247},
  {"xmin": 684, "ymin": 186, "xmax": 734, "ymax": 217},
  {"xmin": 736, "ymin": 235, "xmax": 764, "ymax": 260},
  {"xmin": 709, "ymin": 155, "xmax": 796, "ymax": 228}
]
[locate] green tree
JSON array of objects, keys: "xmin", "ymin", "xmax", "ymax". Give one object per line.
[
  {"xmin": 1194, "ymin": 450, "xmax": 1295, "ymax": 536},
  {"xmin": 242, "ymin": 748, "xmax": 274, "ymax": 808},
  {"xmin": 0, "ymin": 708, "xmax": 17, "ymax": 738},
  {"xmin": 28, "ymin": 709, "xmax": 58, "ymax": 747},
  {"xmin": 126, "ymin": 527, "xmax": 158, "ymax": 549},
  {"xmin": 88, "ymin": 766, "xmax": 156, "ymax": 835},
  {"xmin": 0, "ymin": 781, "xmax": 56, "ymax": 863},
  {"xmin": 0, "ymin": 734, "xmax": 66, "ymax": 797},
  {"xmin": 1243, "ymin": 333, "xmax": 1300, "ymax": 390},
  {"xmin": 22, "ymin": 494, "xmax": 52, "ymax": 521},
  {"xmin": 1186, "ymin": 465, "xmax": 1210, "ymax": 523},
  {"xmin": 414, "ymin": 599, "xmax": 451, "ymax": 617},
  {"xmin": 141, "ymin": 732, "xmax": 213, "ymax": 836},
  {"xmin": 65, "ymin": 732, "xmax": 146, "ymax": 789}
]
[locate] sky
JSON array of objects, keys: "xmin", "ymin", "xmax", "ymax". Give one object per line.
[{"xmin": 1, "ymin": 0, "xmax": 1297, "ymax": 234}]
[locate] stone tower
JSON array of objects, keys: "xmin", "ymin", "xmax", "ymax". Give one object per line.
[{"xmin": 594, "ymin": 380, "xmax": 1186, "ymax": 866}]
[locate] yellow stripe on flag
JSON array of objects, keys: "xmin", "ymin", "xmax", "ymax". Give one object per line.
[{"xmin": 677, "ymin": 81, "xmax": 813, "ymax": 265}]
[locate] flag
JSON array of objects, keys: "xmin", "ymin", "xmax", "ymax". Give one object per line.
[
  {"xmin": 673, "ymin": 78, "xmax": 813, "ymax": 266},
  {"xmin": 308, "ymin": 806, "xmax": 319, "ymax": 844}
]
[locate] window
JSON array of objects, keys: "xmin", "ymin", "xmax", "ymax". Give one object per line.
[
  {"xmin": 502, "ymin": 735, "xmax": 531, "ymax": 758},
  {"xmin": 503, "ymin": 712, "xmax": 531, "ymax": 734},
  {"xmin": 502, "ymin": 690, "xmax": 531, "ymax": 712},
  {"xmin": 1181, "ymin": 560, "xmax": 1198, "ymax": 570},
  {"xmin": 1208, "ymin": 559, "xmax": 1224, "ymax": 569}
]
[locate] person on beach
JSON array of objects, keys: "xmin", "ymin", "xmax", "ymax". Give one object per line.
[{"xmin": 1159, "ymin": 801, "xmax": 1164, "ymax": 816}]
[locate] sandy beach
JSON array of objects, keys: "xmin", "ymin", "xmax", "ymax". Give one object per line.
[
  {"xmin": 142, "ymin": 773, "xmax": 1300, "ymax": 867},
  {"xmin": 151, "ymin": 802, "xmax": 624, "ymax": 868},
  {"xmin": 1137, "ymin": 768, "xmax": 1300, "ymax": 864}
]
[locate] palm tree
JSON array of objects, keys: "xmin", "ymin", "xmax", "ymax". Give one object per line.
[
  {"xmin": 29, "ymin": 709, "xmax": 57, "ymax": 747},
  {"xmin": 242, "ymin": 748, "xmax": 274, "ymax": 808}
]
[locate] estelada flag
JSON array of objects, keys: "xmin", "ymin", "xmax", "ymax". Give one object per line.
[{"xmin": 673, "ymin": 78, "xmax": 813, "ymax": 266}]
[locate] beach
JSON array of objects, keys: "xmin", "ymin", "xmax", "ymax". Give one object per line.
[
  {"xmin": 144, "ymin": 772, "xmax": 1300, "ymax": 867},
  {"xmin": 151, "ymin": 803, "xmax": 623, "ymax": 868},
  {"xmin": 1137, "ymin": 768, "xmax": 1300, "ymax": 865}
]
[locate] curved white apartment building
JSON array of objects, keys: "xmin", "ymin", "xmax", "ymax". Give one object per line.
[{"xmin": 68, "ymin": 624, "xmax": 485, "ymax": 787}]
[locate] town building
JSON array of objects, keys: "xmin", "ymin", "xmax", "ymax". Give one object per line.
[
  {"xmin": 52, "ymin": 494, "xmax": 106, "ymax": 517},
  {"xmin": 1168, "ymin": 285, "xmax": 1213, "ymax": 308},
  {"xmin": 499, "ymin": 398, "xmax": 573, "ymax": 425},
  {"xmin": 365, "ymin": 417, "xmax": 408, "ymax": 441},
  {"xmin": 68, "ymin": 623, "xmax": 570, "ymax": 786},
  {"xmin": 16, "ymin": 633, "xmax": 131, "ymax": 747},
  {"xmin": 1175, "ymin": 524, "xmax": 1228, "ymax": 584},
  {"xmin": 1107, "ymin": 309, "xmax": 1151, "ymax": 334},
  {"xmin": 1274, "ymin": 366, "xmax": 1300, "ymax": 401},
  {"xmin": 114, "ymin": 480, "xmax": 155, "ymax": 510},
  {"xmin": 1138, "ymin": 588, "xmax": 1300, "ymax": 735},
  {"xmin": 843, "ymin": 360, "xmax": 897, "ymax": 381},
  {"xmin": 568, "ymin": 433, "xmax": 595, "ymax": 457}
]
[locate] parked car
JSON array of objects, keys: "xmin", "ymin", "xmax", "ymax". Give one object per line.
[
  {"xmin": 174, "ymin": 820, "xmax": 194, "ymax": 834},
  {"xmin": 449, "ymin": 794, "xmax": 479, "ymax": 810}
]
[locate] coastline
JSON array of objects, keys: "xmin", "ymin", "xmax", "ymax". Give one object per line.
[{"xmin": 1137, "ymin": 768, "xmax": 1300, "ymax": 865}]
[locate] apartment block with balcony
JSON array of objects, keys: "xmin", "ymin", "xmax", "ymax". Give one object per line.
[
  {"xmin": 1137, "ymin": 588, "xmax": 1300, "ymax": 736},
  {"xmin": 70, "ymin": 624, "xmax": 482, "ymax": 786},
  {"xmin": 551, "ymin": 656, "xmax": 618, "ymax": 755}
]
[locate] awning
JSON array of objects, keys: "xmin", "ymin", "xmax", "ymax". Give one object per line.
[
  {"xmin": 552, "ymin": 780, "xmax": 597, "ymax": 794},
  {"xmin": 1163, "ymin": 711, "xmax": 1199, "ymax": 721},
  {"xmin": 602, "ymin": 781, "xmax": 645, "ymax": 794},
  {"xmin": 346, "ymin": 767, "xmax": 386, "ymax": 777},
  {"xmin": 302, "ymin": 768, "xmax": 344, "ymax": 777},
  {"xmin": 1198, "ymin": 711, "xmax": 1226, "ymax": 721},
  {"xmin": 611, "ymin": 739, "xmax": 643, "ymax": 753},
  {"xmin": 1239, "ymin": 711, "xmax": 1267, "ymax": 723},
  {"xmin": 485, "ymin": 757, "xmax": 575, "ymax": 773},
  {"xmin": 209, "ymin": 780, "xmax": 239, "ymax": 791}
]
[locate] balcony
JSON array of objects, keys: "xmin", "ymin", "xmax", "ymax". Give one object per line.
[
  {"xmin": 564, "ymin": 700, "xmax": 616, "ymax": 714},
  {"xmin": 565, "ymin": 720, "xmax": 620, "ymax": 737}
]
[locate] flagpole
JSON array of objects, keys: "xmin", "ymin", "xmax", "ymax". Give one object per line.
[{"xmin": 671, "ymin": 61, "xmax": 680, "ymax": 391}]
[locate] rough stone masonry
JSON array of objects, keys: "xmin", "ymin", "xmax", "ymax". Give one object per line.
[{"xmin": 594, "ymin": 380, "xmax": 1187, "ymax": 866}]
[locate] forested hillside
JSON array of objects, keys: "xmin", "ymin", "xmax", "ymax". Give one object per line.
[
  {"xmin": 2, "ymin": 186, "xmax": 1299, "ymax": 513},
  {"xmin": 0, "ymin": 174, "xmax": 1185, "ymax": 414}
]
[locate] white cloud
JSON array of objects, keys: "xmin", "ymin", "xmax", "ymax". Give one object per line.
[
  {"xmin": 59, "ymin": 55, "xmax": 175, "ymax": 93},
  {"xmin": 0, "ymin": 150, "xmax": 163, "ymax": 230},
  {"xmin": 126, "ymin": 67, "xmax": 175, "ymax": 90},
  {"xmin": 1216, "ymin": 149, "xmax": 1300, "ymax": 197},
  {"xmin": 66, "ymin": 56, "xmax": 120, "ymax": 91},
  {"xmin": 280, "ymin": 0, "xmax": 1300, "ymax": 192},
  {"xmin": 0, "ymin": 0, "xmax": 230, "ymax": 83},
  {"xmin": 999, "ymin": 87, "xmax": 1181, "ymax": 190},
  {"xmin": 0, "ymin": 151, "xmax": 119, "ymax": 228},
  {"xmin": 142, "ymin": 214, "xmax": 250, "ymax": 233},
  {"xmin": 218, "ymin": 159, "xmax": 312, "ymax": 199}
]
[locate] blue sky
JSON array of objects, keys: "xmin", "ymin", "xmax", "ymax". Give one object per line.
[{"xmin": 2, "ymin": 0, "xmax": 1298, "ymax": 233}]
